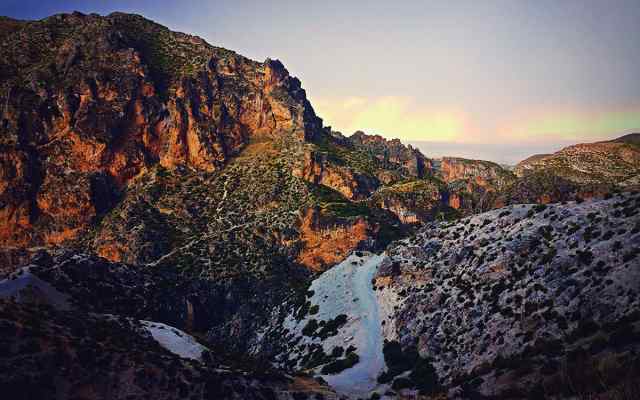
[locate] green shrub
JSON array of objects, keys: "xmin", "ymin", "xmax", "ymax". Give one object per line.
[
  {"xmin": 331, "ymin": 346, "xmax": 344, "ymax": 358},
  {"xmin": 302, "ymin": 319, "xmax": 318, "ymax": 336},
  {"xmin": 410, "ymin": 357, "xmax": 441, "ymax": 394},
  {"xmin": 320, "ymin": 352, "xmax": 360, "ymax": 374},
  {"xmin": 380, "ymin": 340, "xmax": 419, "ymax": 380},
  {"xmin": 315, "ymin": 314, "xmax": 348, "ymax": 339},
  {"xmin": 391, "ymin": 377, "xmax": 413, "ymax": 391}
]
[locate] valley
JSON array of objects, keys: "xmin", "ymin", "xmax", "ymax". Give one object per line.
[
  {"xmin": 0, "ymin": 10, "xmax": 638, "ymax": 400},
  {"xmin": 284, "ymin": 253, "xmax": 387, "ymax": 398}
]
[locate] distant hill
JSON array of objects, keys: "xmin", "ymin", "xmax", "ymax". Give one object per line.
[
  {"xmin": 607, "ymin": 132, "xmax": 640, "ymax": 146},
  {"xmin": 514, "ymin": 134, "xmax": 640, "ymax": 185}
]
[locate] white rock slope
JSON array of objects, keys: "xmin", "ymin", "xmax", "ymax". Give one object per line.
[
  {"xmin": 141, "ymin": 320, "xmax": 208, "ymax": 361},
  {"xmin": 283, "ymin": 252, "xmax": 389, "ymax": 398}
]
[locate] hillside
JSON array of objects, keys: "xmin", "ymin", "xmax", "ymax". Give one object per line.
[
  {"xmin": 1, "ymin": 10, "xmax": 640, "ymax": 400},
  {"xmin": 0, "ymin": 252, "xmax": 335, "ymax": 399},
  {"xmin": 514, "ymin": 134, "xmax": 640, "ymax": 185},
  {"xmin": 608, "ymin": 133, "xmax": 640, "ymax": 145},
  {"xmin": 375, "ymin": 192, "xmax": 640, "ymax": 398},
  {"xmin": 251, "ymin": 193, "xmax": 640, "ymax": 399}
]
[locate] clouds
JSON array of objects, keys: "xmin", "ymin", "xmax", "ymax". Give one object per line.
[
  {"xmin": 311, "ymin": 95, "xmax": 465, "ymax": 142},
  {"xmin": 312, "ymin": 94, "xmax": 640, "ymax": 147},
  {"xmin": 495, "ymin": 105, "xmax": 640, "ymax": 143}
]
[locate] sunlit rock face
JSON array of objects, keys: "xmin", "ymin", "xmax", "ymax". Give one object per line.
[
  {"xmin": 349, "ymin": 131, "xmax": 433, "ymax": 178},
  {"xmin": 439, "ymin": 157, "xmax": 514, "ymax": 187},
  {"xmin": 0, "ymin": 12, "xmax": 321, "ymax": 253}
]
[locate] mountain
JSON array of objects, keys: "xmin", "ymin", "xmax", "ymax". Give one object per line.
[
  {"xmin": 0, "ymin": 11, "xmax": 318, "ymax": 265},
  {"xmin": 372, "ymin": 193, "xmax": 640, "ymax": 398},
  {"xmin": 1, "ymin": 11, "xmax": 640, "ymax": 400},
  {"xmin": 348, "ymin": 130, "xmax": 432, "ymax": 180},
  {"xmin": 233, "ymin": 193, "xmax": 640, "ymax": 399},
  {"xmin": 514, "ymin": 134, "xmax": 640, "ymax": 186}
]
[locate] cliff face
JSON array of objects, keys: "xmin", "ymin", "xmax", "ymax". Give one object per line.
[
  {"xmin": 0, "ymin": 12, "xmax": 320, "ymax": 252},
  {"xmin": 438, "ymin": 157, "xmax": 515, "ymax": 188},
  {"xmin": 371, "ymin": 179, "xmax": 451, "ymax": 224},
  {"xmin": 349, "ymin": 130, "xmax": 432, "ymax": 178},
  {"xmin": 296, "ymin": 207, "xmax": 372, "ymax": 271},
  {"xmin": 432, "ymin": 157, "xmax": 516, "ymax": 214},
  {"xmin": 293, "ymin": 149, "xmax": 379, "ymax": 200}
]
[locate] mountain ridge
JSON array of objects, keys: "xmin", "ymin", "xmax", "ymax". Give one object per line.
[{"xmin": 1, "ymin": 11, "xmax": 639, "ymax": 400}]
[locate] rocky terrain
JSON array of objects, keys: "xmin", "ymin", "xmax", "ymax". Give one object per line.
[
  {"xmin": 0, "ymin": 11, "xmax": 321, "ymax": 267},
  {"xmin": 349, "ymin": 131, "xmax": 433, "ymax": 180},
  {"xmin": 0, "ymin": 252, "xmax": 336, "ymax": 399},
  {"xmin": 256, "ymin": 193, "xmax": 640, "ymax": 399},
  {"xmin": 515, "ymin": 134, "xmax": 640, "ymax": 185},
  {"xmin": 375, "ymin": 193, "xmax": 640, "ymax": 398},
  {"xmin": 1, "ymin": 10, "xmax": 640, "ymax": 400}
]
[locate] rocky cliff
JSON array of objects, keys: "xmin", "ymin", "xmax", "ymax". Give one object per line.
[
  {"xmin": 438, "ymin": 157, "xmax": 515, "ymax": 188},
  {"xmin": 349, "ymin": 131, "xmax": 432, "ymax": 179},
  {"xmin": 0, "ymin": 11, "xmax": 320, "ymax": 258}
]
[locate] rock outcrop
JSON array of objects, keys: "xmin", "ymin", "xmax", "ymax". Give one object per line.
[
  {"xmin": 438, "ymin": 157, "xmax": 515, "ymax": 188},
  {"xmin": 0, "ymin": 12, "xmax": 321, "ymax": 253},
  {"xmin": 296, "ymin": 207, "xmax": 372, "ymax": 271},
  {"xmin": 349, "ymin": 131, "xmax": 432, "ymax": 178},
  {"xmin": 429, "ymin": 157, "xmax": 515, "ymax": 214},
  {"xmin": 294, "ymin": 149, "xmax": 379, "ymax": 200}
]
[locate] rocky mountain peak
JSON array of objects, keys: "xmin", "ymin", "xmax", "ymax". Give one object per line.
[
  {"xmin": 348, "ymin": 130, "xmax": 432, "ymax": 179},
  {"xmin": 0, "ymin": 11, "xmax": 322, "ymax": 254}
]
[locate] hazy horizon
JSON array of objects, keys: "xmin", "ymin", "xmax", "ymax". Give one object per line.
[
  {"xmin": 2, "ymin": 0, "xmax": 639, "ymax": 164},
  {"xmin": 409, "ymin": 139, "xmax": 579, "ymax": 165}
]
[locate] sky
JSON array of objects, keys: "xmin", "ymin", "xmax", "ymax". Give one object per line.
[{"xmin": 2, "ymin": 0, "xmax": 639, "ymax": 163}]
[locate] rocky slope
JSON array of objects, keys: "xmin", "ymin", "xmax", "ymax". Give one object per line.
[
  {"xmin": 433, "ymin": 157, "xmax": 516, "ymax": 214},
  {"xmin": 515, "ymin": 134, "xmax": 640, "ymax": 185},
  {"xmin": 0, "ymin": 252, "xmax": 336, "ymax": 399},
  {"xmin": 375, "ymin": 192, "xmax": 640, "ymax": 398},
  {"xmin": 349, "ymin": 131, "xmax": 432, "ymax": 180},
  {"xmin": 2, "ymin": 10, "xmax": 640, "ymax": 400},
  {"xmin": 0, "ymin": 11, "xmax": 321, "ymax": 262},
  {"xmin": 437, "ymin": 157, "xmax": 514, "ymax": 188}
]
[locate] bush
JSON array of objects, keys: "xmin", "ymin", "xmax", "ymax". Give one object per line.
[
  {"xmin": 410, "ymin": 357, "xmax": 441, "ymax": 394},
  {"xmin": 576, "ymin": 249, "xmax": 593, "ymax": 265},
  {"xmin": 320, "ymin": 352, "xmax": 360, "ymax": 374},
  {"xmin": 380, "ymin": 340, "xmax": 419, "ymax": 380},
  {"xmin": 302, "ymin": 319, "xmax": 318, "ymax": 336},
  {"xmin": 533, "ymin": 204, "xmax": 547, "ymax": 213},
  {"xmin": 391, "ymin": 377, "xmax": 413, "ymax": 391},
  {"xmin": 316, "ymin": 314, "xmax": 348, "ymax": 339},
  {"xmin": 331, "ymin": 346, "xmax": 344, "ymax": 358}
]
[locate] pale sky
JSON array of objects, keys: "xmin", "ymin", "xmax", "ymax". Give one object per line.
[{"xmin": 2, "ymin": 0, "xmax": 640, "ymax": 163}]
